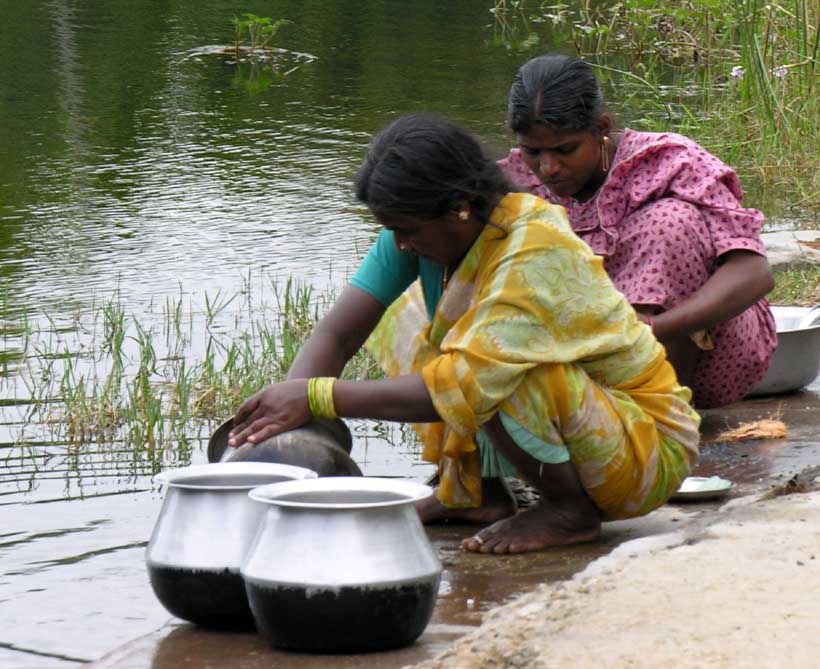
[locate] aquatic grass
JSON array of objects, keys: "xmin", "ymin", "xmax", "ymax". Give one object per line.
[{"xmin": 6, "ymin": 274, "xmax": 385, "ymax": 484}]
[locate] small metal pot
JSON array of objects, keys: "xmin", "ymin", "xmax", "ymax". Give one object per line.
[
  {"xmin": 242, "ymin": 477, "xmax": 442, "ymax": 653},
  {"xmin": 146, "ymin": 462, "xmax": 317, "ymax": 630},
  {"xmin": 208, "ymin": 417, "xmax": 362, "ymax": 477}
]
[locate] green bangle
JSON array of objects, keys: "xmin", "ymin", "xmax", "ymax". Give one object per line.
[
  {"xmin": 307, "ymin": 377, "xmax": 337, "ymax": 419},
  {"xmin": 306, "ymin": 377, "xmax": 319, "ymax": 417}
]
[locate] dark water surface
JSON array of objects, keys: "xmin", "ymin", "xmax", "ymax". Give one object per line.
[{"xmin": 0, "ymin": 0, "xmax": 532, "ymax": 490}]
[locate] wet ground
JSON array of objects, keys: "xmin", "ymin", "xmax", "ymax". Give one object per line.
[{"xmin": 4, "ymin": 379, "xmax": 818, "ymax": 669}]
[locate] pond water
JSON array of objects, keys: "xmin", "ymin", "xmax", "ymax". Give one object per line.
[{"xmin": 0, "ymin": 1, "xmax": 809, "ymax": 666}]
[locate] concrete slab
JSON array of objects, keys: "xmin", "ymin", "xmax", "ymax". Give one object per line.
[
  {"xmin": 413, "ymin": 490, "xmax": 820, "ymax": 669},
  {"xmin": 761, "ymin": 230, "xmax": 820, "ymax": 269}
]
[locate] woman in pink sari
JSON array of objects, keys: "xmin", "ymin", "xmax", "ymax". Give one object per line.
[{"xmin": 499, "ymin": 54, "xmax": 776, "ymax": 409}]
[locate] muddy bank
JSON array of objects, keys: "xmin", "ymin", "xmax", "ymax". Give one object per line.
[{"xmin": 411, "ymin": 489, "xmax": 820, "ymax": 669}]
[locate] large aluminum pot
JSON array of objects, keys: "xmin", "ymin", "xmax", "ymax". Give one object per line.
[
  {"xmin": 146, "ymin": 462, "xmax": 317, "ymax": 630},
  {"xmin": 747, "ymin": 305, "xmax": 820, "ymax": 396},
  {"xmin": 242, "ymin": 477, "xmax": 442, "ymax": 652}
]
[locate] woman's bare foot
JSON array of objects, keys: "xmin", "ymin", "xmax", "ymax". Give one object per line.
[
  {"xmin": 460, "ymin": 500, "xmax": 601, "ymax": 554},
  {"xmin": 416, "ymin": 477, "xmax": 517, "ymax": 525}
]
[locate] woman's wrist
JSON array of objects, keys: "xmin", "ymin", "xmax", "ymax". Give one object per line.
[{"xmin": 307, "ymin": 377, "xmax": 338, "ymax": 418}]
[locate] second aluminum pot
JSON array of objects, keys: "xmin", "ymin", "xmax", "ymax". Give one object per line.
[
  {"xmin": 242, "ymin": 477, "xmax": 442, "ymax": 652},
  {"xmin": 146, "ymin": 462, "xmax": 317, "ymax": 629}
]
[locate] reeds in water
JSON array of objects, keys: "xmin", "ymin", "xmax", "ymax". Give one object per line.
[{"xmin": 3, "ymin": 276, "xmax": 383, "ymax": 478}]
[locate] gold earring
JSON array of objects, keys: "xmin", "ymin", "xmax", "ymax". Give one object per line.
[
  {"xmin": 601, "ymin": 135, "xmax": 611, "ymax": 172},
  {"xmin": 458, "ymin": 210, "xmax": 469, "ymax": 221}
]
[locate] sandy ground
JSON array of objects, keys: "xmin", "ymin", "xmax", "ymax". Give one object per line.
[{"xmin": 411, "ymin": 489, "xmax": 820, "ymax": 669}]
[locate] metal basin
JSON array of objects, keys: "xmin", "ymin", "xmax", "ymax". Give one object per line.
[
  {"xmin": 145, "ymin": 462, "xmax": 317, "ymax": 630},
  {"xmin": 748, "ymin": 305, "xmax": 820, "ymax": 397},
  {"xmin": 242, "ymin": 477, "xmax": 442, "ymax": 653}
]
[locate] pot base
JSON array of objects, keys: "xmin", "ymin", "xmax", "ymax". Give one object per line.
[
  {"xmin": 148, "ymin": 565, "xmax": 255, "ymax": 630},
  {"xmin": 246, "ymin": 578, "xmax": 439, "ymax": 653}
]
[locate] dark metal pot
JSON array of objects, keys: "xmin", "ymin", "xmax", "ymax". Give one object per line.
[
  {"xmin": 242, "ymin": 477, "xmax": 441, "ymax": 652},
  {"xmin": 208, "ymin": 417, "xmax": 362, "ymax": 477},
  {"xmin": 145, "ymin": 462, "xmax": 317, "ymax": 630}
]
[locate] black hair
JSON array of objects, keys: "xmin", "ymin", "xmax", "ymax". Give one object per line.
[
  {"xmin": 507, "ymin": 54, "xmax": 605, "ymax": 134},
  {"xmin": 355, "ymin": 113, "xmax": 509, "ymax": 223}
]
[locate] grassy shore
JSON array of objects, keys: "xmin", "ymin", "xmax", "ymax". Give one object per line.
[
  {"xmin": 491, "ymin": 0, "xmax": 819, "ymax": 222},
  {"xmin": 770, "ymin": 266, "xmax": 820, "ymax": 305}
]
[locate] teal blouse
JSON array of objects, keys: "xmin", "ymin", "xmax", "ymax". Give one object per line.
[{"xmin": 350, "ymin": 229, "xmax": 446, "ymax": 320}]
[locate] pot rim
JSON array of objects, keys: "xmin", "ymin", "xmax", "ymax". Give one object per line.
[
  {"xmin": 248, "ymin": 476, "xmax": 433, "ymax": 509},
  {"xmin": 154, "ymin": 462, "xmax": 317, "ymax": 490},
  {"xmin": 771, "ymin": 305, "xmax": 820, "ymax": 333}
]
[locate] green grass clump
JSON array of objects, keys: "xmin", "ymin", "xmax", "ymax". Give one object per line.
[
  {"xmin": 8, "ymin": 278, "xmax": 382, "ymax": 473},
  {"xmin": 769, "ymin": 267, "xmax": 820, "ymax": 305}
]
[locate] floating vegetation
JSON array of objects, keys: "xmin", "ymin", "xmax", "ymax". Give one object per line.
[
  {"xmin": 179, "ymin": 13, "xmax": 317, "ymax": 95},
  {"xmin": 231, "ymin": 13, "xmax": 291, "ymax": 57}
]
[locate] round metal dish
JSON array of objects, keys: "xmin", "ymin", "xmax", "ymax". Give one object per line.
[
  {"xmin": 207, "ymin": 417, "xmax": 361, "ymax": 477},
  {"xmin": 669, "ymin": 476, "xmax": 733, "ymax": 503}
]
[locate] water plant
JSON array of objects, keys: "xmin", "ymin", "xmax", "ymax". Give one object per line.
[
  {"xmin": 6, "ymin": 276, "xmax": 384, "ymax": 488},
  {"xmin": 179, "ymin": 13, "xmax": 315, "ymax": 96},
  {"xmin": 231, "ymin": 13, "xmax": 291, "ymax": 60}
]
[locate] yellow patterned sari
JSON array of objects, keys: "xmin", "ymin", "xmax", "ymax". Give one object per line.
[{"xmin": 366, "ymin": 193, "xmax": 700, "ymax": 519}]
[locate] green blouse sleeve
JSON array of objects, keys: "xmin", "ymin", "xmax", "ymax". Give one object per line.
[{"xmin": 350, "ymin": 229, "xmax": 419, "ymax": 307}]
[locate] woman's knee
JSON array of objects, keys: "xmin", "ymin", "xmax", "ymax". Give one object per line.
[{"xmin": 609, "ymin": 198, "xmax": 713, "ymax": 306}]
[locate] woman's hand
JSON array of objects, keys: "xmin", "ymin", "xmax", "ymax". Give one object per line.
[
  {"xmin": 227, "ymin": 379, "xmax": 311, "ymax": 448},
  {"xmin": 649, "ymin": 250, "xmax": 773, "ymax": 342}
]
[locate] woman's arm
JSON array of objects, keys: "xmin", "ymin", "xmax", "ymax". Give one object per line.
[
  {"xmin": 334, "ymin": 374, "xmax": 439, "ymax": 422},
  {"xmin": 228, "ymin": 372, "xmax": 441, "ymax": 447},
  {"xmin": 286, "ymin": 285, "xmax": 387, "ymax": 379},
  {"xmin": 228, "ymin": 285, "xmax": 442, "ymax": 446},
  {"xmin": 639, "ymin": 250, "xmax": 773, "ymax": 341}
]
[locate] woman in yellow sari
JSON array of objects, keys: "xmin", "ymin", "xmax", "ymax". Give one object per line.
[{"xmin": 228, "ymin": 114, "xmax": 701, "ymax": 554}]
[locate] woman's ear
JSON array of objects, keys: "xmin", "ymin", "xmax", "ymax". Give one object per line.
[{"xmin": 597, "ymin": 113, "xmax": 613, "ymax": 135}]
